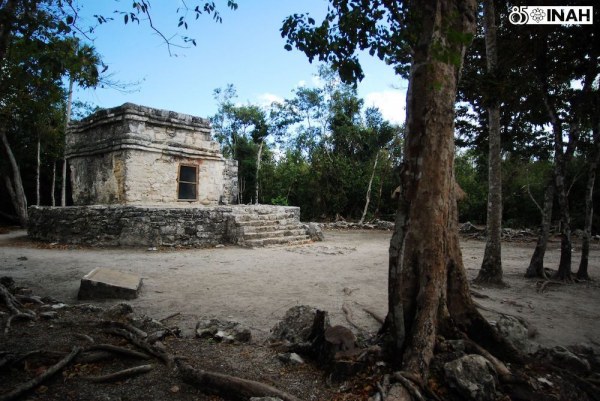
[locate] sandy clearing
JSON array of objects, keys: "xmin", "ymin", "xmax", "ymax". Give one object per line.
[{"xmin": 1, "ymin": 229, "xmax": 599, "ymax": 349}]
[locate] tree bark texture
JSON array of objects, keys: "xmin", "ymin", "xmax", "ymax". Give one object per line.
[
  {"xmin": 386, "ymin": 0, "xmax": 516, "ymax": 381},
  {"xmin": 577, "ymin": 124, "xmax": 600, "ymax": 280},
  {"xmin": 1, "ymin": 127, "xmax": 28, "ymax": 226},
  {"xmin": 61, "ymin": 76, "xmax": 74, "ymax": 207},
  {"xmin": 525, "ymin": 181, "xmax": 554, "ymax": 278},
  {"xmin": 476, "ymin": 0, "xmax": 504, "ymax": 285},
  {"xmin": 359, "ymin": 150, "xmax": 379, "ymax": 225},
  {"xmin": 544, "ymin": 98, "xmax": 572, "ymax": 280}
]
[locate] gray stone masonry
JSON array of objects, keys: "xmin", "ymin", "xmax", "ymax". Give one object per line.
[{"xmin": 28, "ymin": 205, "xmax": 313, "ymax": 248}]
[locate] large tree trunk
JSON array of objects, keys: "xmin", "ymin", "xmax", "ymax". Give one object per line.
[
  {"xmin": 577, "ymin": 124, "xmax": 600, "ymax": 280},
  {"xmin": 476, "ymin": 0, "xmax": 503, "ymax": 285},
  {"xmin": 544, "ymin": 99, "xmax": 573, "ymax": 281},
  {"xmin": 1, "ymin": 127, "xmax": 28, "ymax": 226},
  {"xmin": 386, "ymin": 0, "xmax": 516, "ymax": 382},
  {"xmin": 359, "ymin": 150, "xmax": 379, "ymax": 225},
  {"xmin": 525, "ymin": 180, "xmax": 554, "ymax": 278},
  {"xmin": 61, "ymin": 76, "xmax": 74, "ymax": 207}
]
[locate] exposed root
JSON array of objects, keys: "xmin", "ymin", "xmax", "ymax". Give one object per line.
[
  {"xmin": 160, "ymin": 312, "xmax": 181, "ymax": 323},
  {"xmin": 4, "ymin": 313, "xmax": 36, "ymax": 335},
  {"xmin": 82, "ymin": 364, "xmax": 155, "ymax": 383},
  {"xmin": 1, "ymin": 282, "xmax": 37, "ymax": 335},
  {"xmin": 176, "ymin": 358, "xmax": 303, "ymax": 401},
  {"xmin": 73, "ymin": 333, "xmax": 95, "ymax": 344},
  {"xmin": 15, "ymin": 295, "xmax": 43, "ymax": 305},
  {"xmin": 357, "ymin": 303, "xmax": 385, "ymax": 325},
  {"xmin": 391, "ymin": 372, "xmax": 426, "ymax": 401},
  {"xmin": 99, "ymin": 320, "xmax": 148, "ymax": 338},
  {"xmin": 0, "ymin": 283, "xmax": 22, "ymax": 315},
  {"xmin": 0, "ymin": 346, "xmax": 80, "ymax": 401},
  {"xmin": 459, "ymin": 332, "xmax": 512, "ymax": 381},
  {"xmin": 86, "ymin": 344, "xmax": 152, "ymax": 360},
  {"xmin": 103, "ymin": 327, "xmax": 172, "ymax": 366},
  {"xmin": 342, "ymin": 301, "xmax": 364, "ymax": 333},
  {"xmin": 536, "ymin": 280, "xmax": 566, "ymax": 293},
  {"xmin": 470, "ymin": 290, "xmax": 490, "ymax": 299}
]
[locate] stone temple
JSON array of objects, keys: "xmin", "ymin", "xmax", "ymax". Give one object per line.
[
  {"xmin": 28, "ymin": 104, "xmax": 315, "ymax": 247},
  {"xmin": 66, "ymin": 103, "xmax": 238, "ymax": 206}
]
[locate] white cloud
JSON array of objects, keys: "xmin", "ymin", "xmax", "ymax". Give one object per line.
[
  {"xmin": 297, "ymin": 80, "xmax": 307, "ymax": 87},
  {"xmin": 256, "ymin": 93, "xmax": 284, "ymax": 107},
  {"xmin": 363, "ymin": 90, "xmax": 406, "ymax": 125}
]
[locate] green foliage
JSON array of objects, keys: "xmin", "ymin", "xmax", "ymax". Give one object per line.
[
  {"xmin": 270, "ymin": 195, "xmax": 288, "ymax": 206},
  {"xmin": 281, "ymin": 1, "xmax": 414, "ymax": 83},
  {"xmin": 0, "ymin": 1, "xmax": 104, "ymax": 212},
  {"xmin": 211, "ymin": 68, "xmax": 403, "ymax": 221}
]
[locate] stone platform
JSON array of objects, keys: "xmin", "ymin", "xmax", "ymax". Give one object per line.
[{"xmin": 27, "ymin": 205, "xmax": 313, "ymax": 248}]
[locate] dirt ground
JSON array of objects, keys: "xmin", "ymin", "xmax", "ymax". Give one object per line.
[{"xmin": 1, "ymin": 228, "xmax": 599, "ymax": 350}]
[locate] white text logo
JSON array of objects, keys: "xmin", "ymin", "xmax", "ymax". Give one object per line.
[{"xmin": 509, "ymin": 6, "xmax": 593, "ymax": 25}]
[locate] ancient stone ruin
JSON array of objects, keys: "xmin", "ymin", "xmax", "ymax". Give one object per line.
[
  {"xmin": 28, "ymin": 103, "xmax": 317, "ymax": 247},
  {"xmin": 66, "ymin": 103, "xmax": 238, "ymax": 206}
]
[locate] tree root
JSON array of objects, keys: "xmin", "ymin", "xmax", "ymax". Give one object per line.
[
  {"xmin": 0, "ymin": 283, "xmax": 22, "ymax": 315},
  {"xmin": 352, "ymin": 301, "xmax": 385, "ymax": 325},
  {"xmin": 176, "ymin": 358, "xmax": 303, "ymax": 401},
  {"xmin": 99, "ymin": 320, "xmax": 148, "ymax": 338},
  {"xmin": 342, "ymin": 302, "xmax": 365, "ymax": 333},
  {"xmin": 86, "ymin": 344, "xmax": 152, "ymax": 360},
  {"xmin": 459, "ymin": 332, "xmax": 512, "ymax": 381},
  {"xmin": 4, "ymin": 312, "xmax": 36, "ymax": 335},
  {"xmin": 390, "ymin": 372, "xmax": 426, "ymax": 401},
  {"xmin": 160, "ymin": 312, "xmax": 181, "ymax": 323},
  {"xmin": 73, "ymin": 333, "xmax": 95, "ymax": 343},
  {"xmin": 1, "ymin": 282, "xmax": 37, "ymax": 335},
  {"xmin": 0, "ymin": 346, "xmax": 80, "ymax": 401},
  {"xmin": 15, "ymin": 295, "xmax": 43, "ymax": 305},
  {"xmin": 82, "ymin": 364, "xmax": 155, "ymax": 383},
  {"xmin": 536, "ymin": 280, "xmax": 565, "ymax": 293},
  {"xmin": 103, "ymin": 328, "xmax": 171, "ymax": 366}
]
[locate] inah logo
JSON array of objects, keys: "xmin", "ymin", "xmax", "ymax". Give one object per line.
[{"xmin": 509, "ymin": 6, "xmax": 593, "ymax": 25}]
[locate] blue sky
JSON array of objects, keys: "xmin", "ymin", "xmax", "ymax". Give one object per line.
[{"xmin": 73, "ymin": 0, "xmax": 407, "ymax": 124}]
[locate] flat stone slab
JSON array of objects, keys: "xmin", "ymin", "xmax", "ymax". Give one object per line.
[{"xmin": 78, "ymin": 268, "xmax": 142, "ymax": 300}]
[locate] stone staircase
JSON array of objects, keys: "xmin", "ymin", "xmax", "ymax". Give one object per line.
[{"xmin": 227, "ymin": 205, "xmax": 312, "ymax": 247}]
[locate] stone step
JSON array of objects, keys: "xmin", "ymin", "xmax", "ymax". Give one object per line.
[
  {"xmin": 243, "ymin": 229, "xmax": 308, "ymax": 240},
  {"xmin": 241, "ymin": 223, "xmax": 304, "ymax": 233},
  {"xmin": 232, "ymin": 213, "xmax": 297, "ymax": 222},
  {"xmin": 244, "ymin": 235, "xmax": 311, "ymax": 248},
  {"xmin": 235, "ymin": 219, "xmax": 291, "ymax": 227}
]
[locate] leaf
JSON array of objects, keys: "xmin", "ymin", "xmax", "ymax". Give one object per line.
[{"xmin": 124, "ymin": 14, "xmax": 129, "ymax": 24}]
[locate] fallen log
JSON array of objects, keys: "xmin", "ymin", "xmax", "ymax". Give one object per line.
[{"xmin": 176, "ymin": 359, "xmax": 303, "ymax": 401}]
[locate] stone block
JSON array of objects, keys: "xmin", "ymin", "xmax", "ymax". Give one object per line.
[{"xmin": 78, "ymin": 268, "xmax": 142, "ymax": 300}]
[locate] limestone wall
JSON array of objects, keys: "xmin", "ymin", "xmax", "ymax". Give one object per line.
[
  {"xmin": 28, "ymin": 205, "xmax": 234, "ymax": 247},
  {"xmin": 27, "ymin": 205, "xmax": 303, "ymax": 248},
  {"xmin": 66, "ymin": 103, "xmax": 237, "ymax": 206}
]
